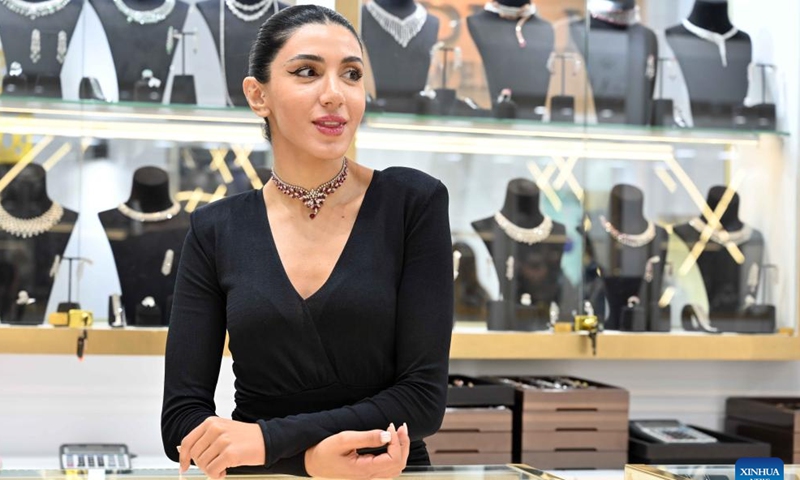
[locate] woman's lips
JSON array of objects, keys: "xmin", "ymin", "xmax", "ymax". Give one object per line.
[{"xmin": 313, "ymin": 119, "xmax": 346, "ymax": 136}]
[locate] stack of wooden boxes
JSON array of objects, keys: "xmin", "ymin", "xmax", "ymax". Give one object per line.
[
  {"xmin": 725, "ymin": 397, "xmax": 799, "ymax": 463},
  {"xmin": 503, "ymin": 376, "xmax": 630, "ymax": 469},
  {"xmin": 426, "ymin": 375, "xmax": 517, "ymax": 465}
]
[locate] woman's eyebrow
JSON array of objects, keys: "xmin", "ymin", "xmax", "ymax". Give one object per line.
[
  {"xmin": 284, "ymin": 54, "xmax": 363, "ymax": 65},
  {"xmin": 285, "ymin": 53, "xmax": 324, "ymax": 64},
  {"xmin": 342, "ymin": 56, "xmax": 364, "ymax": 65}
]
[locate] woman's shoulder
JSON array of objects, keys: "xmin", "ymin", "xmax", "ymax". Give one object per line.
[
  {"xmin": 189, "ymin": 189, "xmax": 260, "ymax": 232},
  {"xmin": 375, "ymin": 166, "xmax": 446, "ymax": 202}
]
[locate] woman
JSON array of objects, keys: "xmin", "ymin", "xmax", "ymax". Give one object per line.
[{"xmin": 161, "ymin": 4, "xmax": 453, "ymax": 479}]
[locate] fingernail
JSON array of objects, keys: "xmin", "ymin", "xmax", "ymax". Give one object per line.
[
  {"xmin": 380, "ymin": 430, "xmax": 391, "ymax": 443},
  {"xmin": 389, "ymin": 422, "xmax": 396, "ymax": 431},
  {"xmin": 176, "ymin": 446, "xmax": 181, "ymax": 453},
  {"xmin": 403, "ymin": 422, "xmax": 408, "ymax": 432}
]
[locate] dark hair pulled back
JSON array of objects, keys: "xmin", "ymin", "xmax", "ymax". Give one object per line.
[{"xmin": 248, "ymin": 4, "xmax": 363, "ymax": 141}]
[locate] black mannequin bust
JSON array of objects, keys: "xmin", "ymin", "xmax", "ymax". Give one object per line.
[
  {"xmin": 674, "ymin": 186, "xmax": 765, "ymax": 318},
  {"xmin": 98, "ymin": 166, "xmax": 190, "ymax": 327},
  {"xmin": 585, "ymin": 184, "xmax": 669, "ymax": 331},
  {"xmin": 196, "ymin": 0, "xmax": 288, "ymax": 107},
  {"xmin": 570, "ymin": 0, "xmax": 657, "ymax": 125},
  {"xmin": 0, "ymin": 164, "xmax": 78, "ymax": 324},
  {"xmin": 0, "ymin": 0, "xmax": 83, "ymax": 98},
  {"xmin": 453, "ymin": 242, "xmax": 490, "ymax": 323},
  {"xmin": 666, "ymin": 0, "xmax": 750, "ymax": 128},
  {"xmin": 467, "ymin": 0, "xmax": 553, "ymax": 120},
  {"xmin": 362, "ymin": 0, "xmax": 440, "ymax": 113},
  {"xmin": 472, "ymin": 179, "xmax": 567, "ymax": 330},
  {"xmin": 89, "ymin": 0, "xmax": 190, "ymax": 103}
]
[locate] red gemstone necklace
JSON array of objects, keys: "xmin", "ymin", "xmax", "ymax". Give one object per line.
[{"xmin": 271, "ymin": 158, "xmax": 348, "ymax": 219}]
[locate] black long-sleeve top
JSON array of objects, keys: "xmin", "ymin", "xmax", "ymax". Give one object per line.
[{"xmin": 161, "ymin": 167, "xmax": 453, "ymax": 476}]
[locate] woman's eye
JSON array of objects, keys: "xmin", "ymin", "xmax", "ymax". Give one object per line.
[
  {"xmin": 291, "ymin": 67, "xmax": 316, "ymax": 78},
  {"xmin": 345, "ymin": 69, "xmax": 363, "ymax": 82}
]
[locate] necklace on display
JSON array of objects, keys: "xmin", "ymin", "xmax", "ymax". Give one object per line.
[
  {"xmin": 0, "ymin": 0, "xmax": 71, "ymax": 20},
  {"xmin": 225, "ymin": 0, "xmax": 275, "ymax": 22},
  {"xmin": 483, "ymin": 1, "xmax": 537, "ymax": 48},
  {"xmin": 688, "ymin": 217, "xmax": 753, "ymax": 246},
  {"xmin": 112, "ymin": 0, "xmax": 176, "ymax": 25},
  {"xmin": 271, "ymin": 158, "xmax": 348, "ymax": 220},
  {"xmin": 118, "ymin": 201, "xmax": 181, "ymax": 222},
  {"xmin": 494, "ymin": 211, "xmax": 553, "ymax": 245},
  {"xmin": 600, "ymin": 215, "xmax": 656, "ymax": 248},
  {"xmin": 0, "ymin": 201, "xmax": 64, "ymax": 238},
  {"xmin": 365, "ymin": 1, "xmax": 428, "ymax": 48},
  {"xmin": 587, "ymin": 0, "xmax": 639, "ymax": 26},
  {"xmin": 681, "ymin": 19, "xmax": 738, "ymax": 67}
]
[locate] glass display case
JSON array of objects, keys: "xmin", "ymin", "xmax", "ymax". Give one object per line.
[
  {"xmin": 626, "ymin": 464, "xmax": 800, "ymax": 480},
  {"xmin": 0, "ymin": 465, "xmax": 561, "ymax": 480},
  {"xmin": 0, "ymin": 0, "xmax": 798, "ymax": 360}
]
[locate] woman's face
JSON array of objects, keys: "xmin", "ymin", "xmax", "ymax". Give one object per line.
[{"xmin": 263, "ymin": 23, "xmax": 365, "ymax": 160}]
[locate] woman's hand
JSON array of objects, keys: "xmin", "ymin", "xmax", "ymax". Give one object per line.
[
  {"xmin": 178, "ymin": 417, "xmax": 265, "ymax": 479},
  {"xmin": 305, "ymin": 423, "xmax": 410, "ymax": 479}
]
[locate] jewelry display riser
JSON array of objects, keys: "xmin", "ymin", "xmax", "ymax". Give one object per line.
[
  {"xmin": 490, "ymin": 376, "xmax": 630, "ymax": 469},
  {"xmin": 725, "ymin": 397, "xmax": 800, "ymax": 463}
]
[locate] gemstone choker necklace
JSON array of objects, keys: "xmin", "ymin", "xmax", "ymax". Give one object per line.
[
  {"xmin": 1, "ymin": 0, "xmax": 71, "ymax": 20},
  {"xmin": 271, "ymin": 158, "xmax": 348, "ymax": 219},
  {"xmin": 587, "ymin": 0, "xmax": 639, "ymax": 26}
]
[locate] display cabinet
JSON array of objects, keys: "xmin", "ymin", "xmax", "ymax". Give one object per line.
[{"xmin": 0, "ymin": 0, "xmax": 798, "ymax": 360}]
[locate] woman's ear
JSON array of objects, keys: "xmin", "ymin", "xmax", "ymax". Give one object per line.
[{"xmin": 243, "ymin": 77, "xmax": 271, "ymax": 117}]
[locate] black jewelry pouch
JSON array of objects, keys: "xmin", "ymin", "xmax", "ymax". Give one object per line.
[
  {"xmin": 170, "ymin": 75, "xmax": 197, "ymax": 105},
  {"xmin": 135, "ymin": 302, "xmax": 162, "ymax": 326},
  {"xmin": 648, "ymin": 303, "xmax": 671, "ymax": 332},
  {"xmin": 550, "ymin": 95, "xmax": 575, "ymax": 123},
  {"xmin": 79, "ymin": 77, "xmax": 106, "ymax": 101},
  {"xmin": 619, "ymin": 304, "xmax": 646, "ymax": 331}
]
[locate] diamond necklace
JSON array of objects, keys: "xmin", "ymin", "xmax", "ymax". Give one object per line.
[
  {"xmin": 689, "ymin": 217, "xmax": 752, "ymax": 246},
  {"xmin": 112, "ymin": 0, "xmax": 176, "ymax": 25},
  {"xmin": 225, "ymin": 0, "xmax": 274, "ymax": 22},
  {"xmin": 600, "ymin": 215, "xmax": 656, "ymax": 248},
  {"xmin": 0, "ymin": 0, "xmax": 71, "ymax": 20},
  {"xmin": 365, "ymin": 1, "xmax": 428, "ymax": 49},
  {"xmin": 494, "ymin": 211, "xmax": 553, "ymax": 245},
  {"xmin": 271, "ymin": 158, "xmax": 348, "ymax": 220},
  {"xmin": 118, "ymin": 201, "xmax": 181, "ymax": 222},
  {"xmin": 0, "ymin": 201, "xmax": 64, "ymax": 238}
]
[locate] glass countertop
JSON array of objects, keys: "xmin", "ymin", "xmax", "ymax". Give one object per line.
[{"xmin": 0, "ymin": 465, "xmax": 564, "ymax": 480}]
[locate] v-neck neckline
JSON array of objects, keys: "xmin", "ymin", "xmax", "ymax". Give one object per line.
[{"xmin": 259, "ymin": 169, "xmax": 380, "ymax": 303}]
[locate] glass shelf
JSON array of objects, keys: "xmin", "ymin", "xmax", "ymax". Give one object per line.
[{"xmin": 0, "ymin": 465, "xmax": 559, "ymax": 480}]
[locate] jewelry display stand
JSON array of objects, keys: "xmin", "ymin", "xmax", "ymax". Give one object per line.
[
  {"xmin": 0, "ymin": 0, "xmax": 83, "ymax": 99},
  {"xmin": 98, "ymin": 166, "xmax": 190, "ymax": 327},
  {"xmin": 548, "ymin": 52, "xmax": 580, "ymax": 124},
  {"xmin": 196, "ymin": 0, "xmax": 287, "ymax": 107},
  {"xmin": 665, "ymin": 0, "xmax": 751, "ymax": 129},
  {"xmin": 467, "ymin": 0, "xmax": 553, "ymax": 121},
  {"xmin": 90, "ymin": 0, "xmax": 190, "ymax": 103},
  {"xmin": 471, "ymin": 179, "xmax": 567, "ymax": 332},
  {"xmin": 570, "ymin": 0, "xmax": 658, "ymax": 126},
  {"xmin": 362, "ymin": 0, "xmax": 439, "ymax": 114},
  {"xmin": 674, "ymin": 186, "xmax": 774, "ymax": 333},
  {"xmin": 0, "ymin": 164, "xmax": 78, "ymax": 325},
  {"xmin": 584, "ymin": 184, "xmax": 669, "ymax": 331},
  {"xmin": 452, "ymin": 242, "xmax": 490, "ymax": 323}
]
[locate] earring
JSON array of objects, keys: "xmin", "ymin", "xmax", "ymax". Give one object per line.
[
  {"xmin": 30, "ymin": 29, "xmax": 41, "ymax": 64},
  {"xmin": 505, "ymin": 255, "xmax": 515, "ymax": 281},
  {"xmin": 161, "ymin": 249, "xmax": 175, "ymax": 276},
  {"xmin": 56, "ymin": 30, "xmax": 67, "ymax": 64}
]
